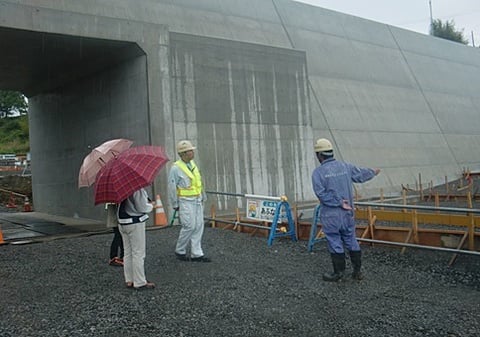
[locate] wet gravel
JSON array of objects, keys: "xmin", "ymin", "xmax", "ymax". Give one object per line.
[{"xmin": 0, "ymin": 226, "xmax": 479, "ymax": 337}]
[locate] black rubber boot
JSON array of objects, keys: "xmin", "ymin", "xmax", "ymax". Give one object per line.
[
  {"xmin": 350, "ymin": 250, "xmax": 364, "ymax": 280},
  {"xmin": 323, "ymin": 253, "xmax": 346, "ymax": 282}
]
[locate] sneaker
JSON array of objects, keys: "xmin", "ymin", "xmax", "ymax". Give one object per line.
[
  {"xmin": 109, "ymin": 257, "xmax": 124, "ymax": 267},
  {"xmin": 190, "ymin": 256, "xmax": 212, "ymax": 263},
  {"xmin": 134, "ymin": 281, "xmax": 156, "ymax": 290}
]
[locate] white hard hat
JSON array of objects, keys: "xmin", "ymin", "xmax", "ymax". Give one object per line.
[
  {"xmin": 177, "ymin": 140, "xmax": 196, "ymax": 153},
  {"xmin": 314, "ymin": 138, "xmax": 333, "ymax": 153}
]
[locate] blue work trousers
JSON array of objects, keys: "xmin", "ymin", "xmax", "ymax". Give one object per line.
[{"xmin": 321, "ymin": 208, "xmax": 360, "ymax": 254}]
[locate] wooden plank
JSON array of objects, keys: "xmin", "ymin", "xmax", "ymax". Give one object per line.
[
  {"xmin": 401, "ymin": 229, "xmax": 413, "ymax": 254},
  {"xmin": 448, "ymin": 232, "xmax": 468, "ymax": 266}
]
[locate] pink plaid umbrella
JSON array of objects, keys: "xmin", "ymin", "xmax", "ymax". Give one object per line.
[
  {"xmin": 78, "ymin": 138, "xmax": 133, "ymax": 188},
  {"xmin": 94, "ymin": 145, "xmax": 169, "ymax": 205}
]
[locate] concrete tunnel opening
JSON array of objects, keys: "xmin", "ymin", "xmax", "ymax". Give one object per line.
[{"xmin": 0, "ymin": 26, "xmax": 147, "ymax": 219}]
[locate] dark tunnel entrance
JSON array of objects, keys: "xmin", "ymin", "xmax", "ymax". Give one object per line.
[
  {"xmin": 0, "ymin": 26, "xmax": 143, "ymax": 96},
  {"xmin": 0, "ymin": 26, "xmax": 148, "ymax": 220}
]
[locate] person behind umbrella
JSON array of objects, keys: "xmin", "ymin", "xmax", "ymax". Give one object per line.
[
  {"xmin": 312, "ymin": 138, "xmax": 380, "ymax": 282},
  {"xmin": 168, "ymin": 140, "xmax": 210, "ymax": 262},
  {"xmin": 108, "ymin": 226, "xmax": 124, "ymax": 267},
  {"xmin": 117, "ymin": 188, "xmax": 155, "ymax": 289},
  {"xmin": 105, "ymin": 203, "xmax": 124, "ymax": 267}
]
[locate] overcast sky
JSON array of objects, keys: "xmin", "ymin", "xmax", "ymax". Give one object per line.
[{"xmin": 294, "ymin": 0, "xmax": 480, "ymax": 46}]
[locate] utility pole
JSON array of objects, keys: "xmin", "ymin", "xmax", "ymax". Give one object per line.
[{"xmin": 429, "ymin": 0, "xmax": 433, "ymax": 33}]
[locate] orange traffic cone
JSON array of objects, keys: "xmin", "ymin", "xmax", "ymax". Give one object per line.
[
  {"xmin": 6, "ymin": 192, "xmax": 17, "ymax": 209},
  {"xmin": 23, "ymin": 197, "xmax": 32, "ymax": 212},
  {"xmin": 0, "ymin": 226, "xmax": 5, "ymax": 245},
  {"xmin": 154, "ymin": 194, "xmax": 168, "ymax": 226}
]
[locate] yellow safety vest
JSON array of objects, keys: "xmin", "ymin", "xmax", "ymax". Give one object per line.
[{"xmin": 175, "ymin": 159, "xmax": 203, "ymax": 197}]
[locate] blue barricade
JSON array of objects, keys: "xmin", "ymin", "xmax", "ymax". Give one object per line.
[{"xmin": 307, "ymin": 204, "xmax": 326, "ymax": 252}]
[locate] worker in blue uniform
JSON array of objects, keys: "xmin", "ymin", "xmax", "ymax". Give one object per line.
[{"xmin": 312, "ymin": 138, "xmax": 380, "ymax": 282}]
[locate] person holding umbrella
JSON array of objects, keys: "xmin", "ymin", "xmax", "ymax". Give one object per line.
[
  {"xmin": 312, "ymin": 138, "xmax": 380, "ymax": 282},
  {"xmin": 168, "ymin": 140, "xmax": 211, "ymax": 262},
  {"xmin": 94, "ymin": 145, "xmax": 170, "ymax": 289},
  {"xmin": 117, "ymin": 188, "xmax": 155, "ymax": 290}
]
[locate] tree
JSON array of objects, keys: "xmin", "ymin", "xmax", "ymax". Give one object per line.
[
  {"xmin": 0, "ymin": 91, "xmax": 29, "ymax": 152},
  {"xmin": 430, "ymin": 19, "xmax": 469, "ymax": 45},
  {"xmin": 0, "ymin": 115, "xmax": 29, "ymax": 153},
  {"xmin": 0, "ymin": 90, "xmax": 28, "ymax": 117}
]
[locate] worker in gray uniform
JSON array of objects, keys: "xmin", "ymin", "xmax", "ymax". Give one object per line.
[
  {"xmin": 312, "ymin": 138, "xmax": 380, "ymax": 281},
  {"xmin": 168, "ymin": 140, "xmax": 210, "ymax": 262}
]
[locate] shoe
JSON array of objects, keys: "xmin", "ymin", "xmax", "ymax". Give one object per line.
[
  {"xmin": 322, "ymin": 271, "xmax": 344, "ymax": 282},
  {"xmin": 190, "ymin": 256, "xmax": 211, "ymax": 263},
  {"xmin": 175, "ymin": 252, "xmax": 189, "ymax": 261},
  {"xmin": 109, "ymin": 257, "xmax": 124, "ymax": 267},
  {"xmin": 352, "ymin": 271, "xmax": 364, "ymax": 280},
  {"xmin": 126, "ymin": 282, "xmax": 133, "ymax": 288},
  {"xmin": 134, "ymin": 281, "xmax": 156, "ymax": 290}
]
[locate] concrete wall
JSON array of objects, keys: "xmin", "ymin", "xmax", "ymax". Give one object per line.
[
  {"xmin": 2, "ymin": 0, "xmax": 480, "ymax": 219},
  {"xmin": 168, "ymin": 33, "xmax": 312, "ymax": 209},
  {"xmin": 275, "ymin": 0, "xmax": 480, "ymax": 196}
]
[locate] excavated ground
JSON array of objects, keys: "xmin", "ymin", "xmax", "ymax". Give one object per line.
[
  {"xmin": 0, "ymin": 226, "xmax": 479, "ymax": 337},
  {"xmin": 0, "ymin": 174, "xmax": 32, "ymax": 206},
  {"xmin": 0, "ymin": 174, "xmax": 479, "ymax": 336}
]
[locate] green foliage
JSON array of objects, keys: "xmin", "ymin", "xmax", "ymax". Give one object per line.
[
  {"xmin": 0, "ymin": 91, "xmax": 28, "ymax": 116},
  {"xmin": 430, "ymin": 19, "xmax": 468, "ymax": 45},
  {"xmin": 0, "ymin": 90, "xmax": 29, "ymax": 153},
  {"xmin": 0, "ymin": 115, "xmax": 29, "ymax": 153}
]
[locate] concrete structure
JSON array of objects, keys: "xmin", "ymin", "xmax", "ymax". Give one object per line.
[{"xmin": 1, "ymin": 0, "xmax": 480, "ymax": 220}]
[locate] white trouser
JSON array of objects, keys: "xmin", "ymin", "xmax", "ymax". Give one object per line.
[
  {"xmin": 119, "ymin": 222, "xmax": 147, "ymax": 287},
  {"xmin": 175, "ymin": 198, "xmax": 205, "ymax": 258}
]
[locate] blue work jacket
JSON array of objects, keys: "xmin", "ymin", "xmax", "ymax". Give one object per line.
[{"xmin": 312, "ymin": 157, "xmax": 376, "ymax": 214}]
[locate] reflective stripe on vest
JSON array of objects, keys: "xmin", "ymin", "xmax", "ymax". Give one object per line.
[{"xmin": 175, "ymin": 159, "xmax": 202, "ymax": 197}]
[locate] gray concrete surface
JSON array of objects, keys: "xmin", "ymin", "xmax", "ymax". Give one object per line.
[
  {"xmin": 0, "ymin": 210, "xmax": 108, "ymax": 244},
  {"xmin": 1, "ymin": 0, "xmax": 480, "ymax": 220}
]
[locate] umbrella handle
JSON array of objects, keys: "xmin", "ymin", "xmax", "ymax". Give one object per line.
[{"xmin": 169, "ymin": 209, "xmax": 178, "ymax": 226}]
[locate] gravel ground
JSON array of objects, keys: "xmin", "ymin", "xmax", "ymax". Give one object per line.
[{"xmin": 0, "ymin": 225, "xmax": 479, "ymax": 337}]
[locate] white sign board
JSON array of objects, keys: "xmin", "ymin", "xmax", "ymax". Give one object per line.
[{"xmin": 246, "ymin": 199, "xmax": 279, "ymax": 222}]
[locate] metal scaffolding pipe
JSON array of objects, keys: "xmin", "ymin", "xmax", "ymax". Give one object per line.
[
  {"xmin": 355, "ymin": 201, "xmax": 480, "ymax": 214},
  {"xmin": 205, "ymin": 217, "xmax": 279, "ymax": 231},
  {"xmin": 205, "ymin": 191, "xmax": 282, "ymax": 201},
  {"xmin": 205, "ymin": 191, "xmax": 244, "ymax": 198},
  {"xmin": 358, "ymin": 238, "xmax": 480, "ymax": 256}
]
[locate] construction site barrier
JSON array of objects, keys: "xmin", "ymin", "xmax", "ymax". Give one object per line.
[
  {"xmin": 358, "ymin": 238, "xmax": 480, "ymax": 256},
  {"xmin": 303, "ymin": 201, "xmax": 480, "ymax": 258},
  {"xmin": 205, "ymin": 191, "xmax": 297, "ymax": 246},
  {"xmin": 355, "ymin": 201, "xmax": 480, "ymax": 214}
]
